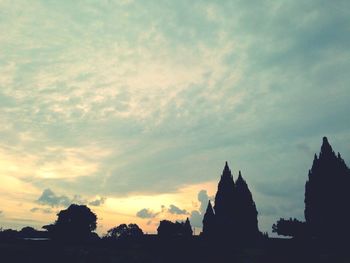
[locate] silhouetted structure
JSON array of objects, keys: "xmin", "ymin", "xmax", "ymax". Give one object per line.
[
  {"xmin": 203, "ymin": 162, "xmax": 261, "ymax": 242},
  {"xmin": 213, "ymin": 162, "xmax": 236, "ymax": 237},
  {"xmin": 43, "ymin": 204, "xmax": 98, "ymax": 242},
  {"xmin": 235, "ymin": 171, "xmax": 260, "ymax": 240},
  {"xmin": 272, "ymin": 137, "xmax": 350, "ymax": 242},
  {"xmin": 202, "ymin": 201, "xmax": 215, "ymax": 237},
  {"xmin": 304, "ymin": 137, "xmax": 350, "ymax": 241},
  {"xmin": 157, "ymin": 218, "xmax": 193, "ymax": 238},
  {"xmin": 183, "ymin": 218, "xmax": 193, "ymax": 236}
]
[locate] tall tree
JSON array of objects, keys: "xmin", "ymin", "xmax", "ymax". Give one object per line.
[{"xmin": 43, "ymin": 204, "xmax": 97, "ymax": 242}]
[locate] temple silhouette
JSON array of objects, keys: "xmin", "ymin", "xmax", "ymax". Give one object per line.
[
  {"xmin": 202, "ymin": 162, "xmax": 262, "ymax": 242},
  {"xmin": 273, "ymin": 137, "xmax": 350, "ymax": 244},
  {"xmin": 2, "ymin": 137, "xmax": 350, "ymax": 262},
  {"xmin": 305, "ymin": 137, "xmax": 350, "ymax": 241}
]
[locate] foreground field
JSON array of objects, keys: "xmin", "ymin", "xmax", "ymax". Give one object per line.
[{"xmin": 1, "ymin": 238, "xmax": 349, "ymax": 263}]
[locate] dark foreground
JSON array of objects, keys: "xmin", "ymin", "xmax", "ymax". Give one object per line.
[{"xmin": 1, "ymin": 238, "xmax": 349, "ymax": 263}]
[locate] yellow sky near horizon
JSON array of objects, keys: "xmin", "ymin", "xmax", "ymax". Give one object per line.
[{"xmin": 0, "ymin": 168, "xmax": 217, "ymax": 235}]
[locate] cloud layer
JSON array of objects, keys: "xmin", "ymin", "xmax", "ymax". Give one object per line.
[{"xmin": 0, "ymin": 0, "xmax": 349, "ymax": 234}]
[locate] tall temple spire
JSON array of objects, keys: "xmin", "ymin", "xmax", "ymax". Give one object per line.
[
  {"xmin": 320, "ymin": 136, "xmax": 335, "ymax": 158},
  {"xmin": 222, "ymin": 161, "xmax": 232, "ymax": 178},
  {"xmin": 202, "ymin": 201, "xmax": 215, "ymax": 237},
  {"xmin": 206, "ymin": 163, "xmax": 262, "ymax": 241},
  {"xmin": 305, "ymin": 137, "xmax": 350, "ymax": 240},
  {"xmin": 214, "ymin": 162, "xmax": 235, "ymax": 224},
  {"xmin": 234, "ymin": 170, "xmax": 259, "ymax": 239},
  {"xmin": 237, "ymin": 170, "xmax": 243, "ymax": 181}
]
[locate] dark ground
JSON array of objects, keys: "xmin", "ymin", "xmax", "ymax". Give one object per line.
[{"xmin": 1, "ymin": 238, "xmax": 349, "ymax": 263}]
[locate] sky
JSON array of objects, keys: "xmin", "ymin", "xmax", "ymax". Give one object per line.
[{"xmin": 0, "ymin": 0, "xmax": 349, "ymax": 236}]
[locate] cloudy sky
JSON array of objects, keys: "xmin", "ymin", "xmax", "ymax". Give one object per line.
[{"xmin": 0, "ymin": 0, "xmax": 349, "ymax": 235}]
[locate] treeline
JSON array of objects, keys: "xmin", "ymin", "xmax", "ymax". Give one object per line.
[
  {"xmin": 0, "ymin": 226, "xmax": 49, "ymax": 241},
  {"xmin": 0, "ymin": 204, "xmax": 194, "ymax": 243}
]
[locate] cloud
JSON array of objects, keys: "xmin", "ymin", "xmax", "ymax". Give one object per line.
[
  {"xmin": 37, "ymin": 188, "xmax": 71, "ymax": 207},
  {"xmin": 168, "ymin": 204, "xmax": 188, "ymax": 215},
  {"xmin": 189, "ymin": 189, "xmax": 212, "ymax": 228},
  {"xmin": 136, "ymin": 208, "xmax": 158, "ymax": 219},
  {"xmin": 71, "ymin": 195, "xmax": 87, "ymax": 205},
  {"xmin": 197, "ymin": 190, "xmax": 210, "ymax": 214},
  {"xmin": 30, "ymin": 207, "xmax": 53, "ymax": 214},
  {"xmin": 89, "ymin": 197, "xmax": 106, "ymax": 206},
  {"xmin": 255, "ymin": 179, "xmax": 304, "ymax": 199},
  {"xmin": 189, "ymin": 211, "xmax": 202, "ymax": 228},
  {"xmin": 36, "ymin": 188, "xmax": 105, "ymax": 208}
]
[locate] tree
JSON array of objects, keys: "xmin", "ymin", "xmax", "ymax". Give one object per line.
[
  {"xmin": 272, "ymin": 218, "xmax": 307, "ymax": 238},
  {"xmin": 104, "ymin": 224, "xmax": 143, "ymax": 240},
  {"xmin": 43, "ymin": 204, "xmax": 97, "ymax": 242},
  {"xmin": 19, "ymin": 227, "xmax": 36, "ymax": 237},
  {"xmin": 0, "ymin": 228, "xmax": 18, "ymax": 241},
  {"xmin": 157, "ymin": 220, "xmax": 174, "ymax": 237},
  {"xmin": 157, "ymin": 219, "xmax": 193, "ymax": 238}
]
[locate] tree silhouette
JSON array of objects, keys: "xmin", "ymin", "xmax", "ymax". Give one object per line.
[
  {"xmin": 104, "ymin": 223, "xmax": 143, "ymax": 240},
  {"xmin": 17, "ymin": 226, "xmax": 48, "ymax": 239},
  {"xmin": 19, "ymin": 227, "xmax": 36, "ymax": 238},
  {"xmin": 304, "ymin": 137, "xmax": 350, "ymax": 240},
  {"xmin": 43, "ymin": 204, "xmax": 97, "ymax": 242},
  {"xmin": 157, "ymin": 219, "xmax": 193, "ymax": 238},
  {"xmin": 0, "ymin": 228, "xmax": 18, "ymax": 241},
  {"xmin": 272, "ymin": 218, "xmax": 307, "ymax": 238}
]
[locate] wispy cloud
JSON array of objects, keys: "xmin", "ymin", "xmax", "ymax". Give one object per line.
[{"xmin": 30, "ymin": 207, "xmax": 53, "ymax": 214}]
